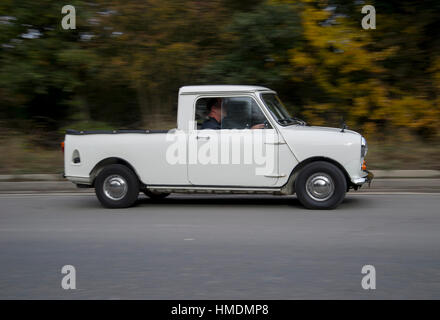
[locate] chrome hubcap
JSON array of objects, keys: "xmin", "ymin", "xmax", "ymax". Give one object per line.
[
  {"xmin": 103, "ymin": 175, "xmax": 128, "ymax": 201},
  {"xmin": 306, "ymin": 173, "xmax": 334, "ymax": 201}
]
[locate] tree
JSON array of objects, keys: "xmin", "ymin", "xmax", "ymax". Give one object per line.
[
  {"xmin": 283, "ymin": 0, "xmax": 440, "ymax": 137},
  {"xmin": 202, "ymin": 2, "xmax": 304, "ymax": 112},
  {"xmin": 0, "ymin": 0, "xmax": 98, "ymax": 132}
]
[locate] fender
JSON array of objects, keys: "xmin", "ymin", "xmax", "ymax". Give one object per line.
[{"xmin": 280, "ymin": 156, "xmax": 351, "ymax": 195}]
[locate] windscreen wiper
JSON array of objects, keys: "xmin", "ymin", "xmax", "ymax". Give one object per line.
[
  {"xmin": 290, "ymin": 117, "xmax": 307, "ymax": 126},
  {"xmin": 277, "ymin": 118, "xmax": 292, "ymax": 124},
  {"xmin": 277, "ymin": 118, "xmax": 307, "ymax": 126}
]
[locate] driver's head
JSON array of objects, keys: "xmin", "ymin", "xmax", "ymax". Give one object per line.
[{"xmin": 207, "ymin": 98, "xmax": 227, "ymax": 120}]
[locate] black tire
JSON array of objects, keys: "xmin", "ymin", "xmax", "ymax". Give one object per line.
[
  {"xmin": 295, "ymin": 161, "xmax": 347, "ymax": 209},
  {"xmin": 143, "ymin": 189, "xmax": 170, "ymax": 200},
  {"xmin": 95, "ymin": 164, "xmax": 140, "ymax": 208}
]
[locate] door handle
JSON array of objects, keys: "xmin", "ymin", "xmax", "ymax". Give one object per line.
[{"xmin": 197, "ymin": 136, "xmax": 210, "ymax": 140}]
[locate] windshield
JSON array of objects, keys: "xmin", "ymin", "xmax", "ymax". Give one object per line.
[{"xmin": 261, "ymin": 93, "xmax": 304, "ymax": 126}]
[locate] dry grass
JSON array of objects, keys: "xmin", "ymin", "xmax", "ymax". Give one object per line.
[
  {"xmin": 366, "ymin": 133, "xmax": 440, "ymax": 170},
  {"xmin": 0, "ymin": 134, "xmax": 64, "ymax": 174}
]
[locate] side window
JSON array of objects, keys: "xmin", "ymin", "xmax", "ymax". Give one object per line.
[
  {"xmin": 195, "ymin": 98, "xmax": 216, "ymax": 130},
  {"xmin": 195, "ymin": 96, "xmax": 271, "ymax": 130}
]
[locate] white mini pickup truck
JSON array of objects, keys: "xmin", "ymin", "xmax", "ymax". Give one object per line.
[{"xmin": 63, "ymin": 85, "xmax": 372, "ymax": 209}]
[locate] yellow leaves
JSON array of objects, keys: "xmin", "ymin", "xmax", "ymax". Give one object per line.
[
  {"xmin": 362, "ymin": 122, "xmax": 377, "ymax": 138},
  {"xmin": 288, "ymin": 49, "xmax": 316, "ymax": 79},
  {"xmin": 156, "ymin": 42, "xmax": 198, "ymax": 72},
  {"xmin": 289, "ymin": 1, "xmax": 389, "ymax": 77},
  {"xmin": 429, "ymin": 56, "xmax": 440, "ymax": 94},
  {"xmin": 301, "ymin": 7, "xmax": 332, "ymax": 49},
  {"xmin": 352, "ymin": 97, "xmax": 370, "ymax": 118},
  {"xmin": 302, "ymin": 102, "xmax": 340, "ymax": 127},
  {"xmin": 283, "ymin": 0, "xmax": 440, "ymax": 135},
  {"xmin": 385, "ymin": 97, "xmax": 439, "ymax": 130},
  {"xmin": 353, "ymin": 93, "xmax": 439, "ymax": 133},
  {"xmin": 289, "ymin": 50, "xmax": 314, "ymax": 66}
]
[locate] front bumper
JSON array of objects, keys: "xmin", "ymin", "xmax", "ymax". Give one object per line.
[{"xmin": 351, "ymin": 170, "xmax": 374, "ymax": 186}]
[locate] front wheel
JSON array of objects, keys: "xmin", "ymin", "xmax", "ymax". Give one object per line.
[
  {"xmin": 95, "ymin": 164, "xmax": 140, "ymax": 208},
  {"xmin": 295, "ymin": 161, "xmax": 347, "ymax": 209}
]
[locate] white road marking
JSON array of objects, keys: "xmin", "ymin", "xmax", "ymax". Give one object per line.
[
  {"xmin": 349, "ymin": 192, "xmax": 440, "ymax": 195},
  {"xmin": 0, "ymin": 192, "xmax": 95, "ymax": 197}
]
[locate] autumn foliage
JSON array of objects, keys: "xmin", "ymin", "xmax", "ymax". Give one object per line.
[{"xmin": 1, "ymin": 0, "xmax": 439, "ymax": 141}]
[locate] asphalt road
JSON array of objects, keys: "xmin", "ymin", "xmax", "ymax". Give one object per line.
[{"xmin": 0, "ymin": 192, "xmax": 439, "ymax": 299}]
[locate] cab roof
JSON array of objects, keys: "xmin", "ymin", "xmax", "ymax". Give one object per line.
[{"xmin": 179, "ymin": 85, "xmax": 273, "ymax": 94}]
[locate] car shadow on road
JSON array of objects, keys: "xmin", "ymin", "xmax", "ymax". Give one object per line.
[
  {"xmin": 72, "ymin": 193, "xmax": 364, "ymax": 211},
  {"xmin": 136, "ymin": 194, "xmax": 303, "ymax": 208},
  {"xmin": 134, "ymin": 194, "xmax": 363, "ymax": 209}
]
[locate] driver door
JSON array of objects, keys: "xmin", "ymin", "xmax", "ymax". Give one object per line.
[{"xmin": 187, "ymin": 95, "xmax": 279, "ymax": 187}]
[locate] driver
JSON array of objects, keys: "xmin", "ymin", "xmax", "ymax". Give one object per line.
[
  {"xmin": 201, "ymin": 98, "xmax": 265, "ymax": 130},
  {"xmin": 201, "ymin": 98, "xmax": 226, "ymax": 129}
]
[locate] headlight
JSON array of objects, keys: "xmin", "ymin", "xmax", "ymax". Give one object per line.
[{"xmin": 361, "ymin": 137, "xmax": 368, "ymax": 158}]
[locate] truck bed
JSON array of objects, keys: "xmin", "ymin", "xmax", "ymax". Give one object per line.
[{"xmin": 66, "ymin": 129, "xmax": 170, "ymax": 135}]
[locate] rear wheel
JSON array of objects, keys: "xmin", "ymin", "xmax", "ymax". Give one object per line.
[
  {"xmin": 143, "ymin": 189, "xmax": 170, "ymax": 200},
  {"xmin": 95, "ymin": 164, "xmax": 139, "ymax": 208},
  {"xmin": 295, "ymin": 161, "xmax": 347, "ymax": 209}
]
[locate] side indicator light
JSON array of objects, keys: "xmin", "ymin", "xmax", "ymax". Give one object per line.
[{"xmin": 362, "ymin": 160, "xmax": 367, "ymax": 171}]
